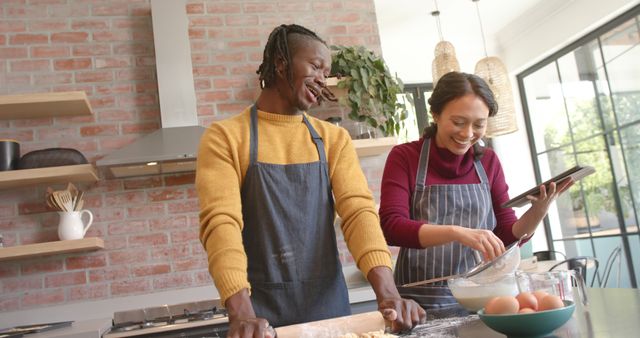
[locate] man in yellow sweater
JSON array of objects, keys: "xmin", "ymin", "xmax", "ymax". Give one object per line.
[{"xmin": 197, "ymin": 24, "xmax": 425, "ymax": 337}]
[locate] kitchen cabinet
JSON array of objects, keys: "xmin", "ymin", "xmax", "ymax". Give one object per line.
[
  {"xmin": 0, "ymin": 237, "xmax": 104, "ymax": 262},
  {"xmin": 0, "ymin": 91, "xmax": 99, "ymax": 189}
]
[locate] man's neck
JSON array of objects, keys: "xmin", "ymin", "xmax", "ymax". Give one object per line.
[{"xmin": 255, "ymin": 87, "xmax": 303, "ymax": 116}]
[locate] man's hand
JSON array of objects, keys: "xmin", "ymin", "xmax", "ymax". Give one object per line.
[
  {"xmin": 225, "ymin": 289, "xmax": 276, "ymax": 338},
  {"xmin": 367, "ymin": 266, "xmax": 426, "ymax": 332},
  {"xmin": 378, "ymin": 298, "xmax": 426, "ymax": 333}
]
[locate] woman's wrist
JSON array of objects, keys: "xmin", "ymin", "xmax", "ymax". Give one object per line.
[{"xmin": 418, "ymin": 224, "xmax": 459, "ymax": 247}]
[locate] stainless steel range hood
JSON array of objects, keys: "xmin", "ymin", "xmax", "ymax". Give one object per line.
[{"xmin": 97, "ymin": 0, "xmax": 204, "ymax": 178}]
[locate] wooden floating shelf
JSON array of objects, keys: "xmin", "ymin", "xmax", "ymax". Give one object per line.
[
  {"xmin": 0, "ymin": 164, "xmax": 98, "ymax": 190},
  {"xmin": 0, "ymin": 91, "xmax": 93, "ymax": 120},
  {"xmin": 353, "ymin": 137, "xmax": 397, "ymax": 157},
  {"xmin": 0, "ymin": 237, "xmax": 104, "ymax": 262},
  {"xmin": 326, "ymin": 77, "xmax": 342, "ymax": 86}
]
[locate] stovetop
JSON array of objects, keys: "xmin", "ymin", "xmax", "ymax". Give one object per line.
[{"xmin": 102, "ymin": 299, "xmax": 229, "ymax": 338}]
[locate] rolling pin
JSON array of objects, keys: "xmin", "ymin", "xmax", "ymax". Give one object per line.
[{"xmin": 275, "ymin": 311, "xmax": 386, "ymax": 338}]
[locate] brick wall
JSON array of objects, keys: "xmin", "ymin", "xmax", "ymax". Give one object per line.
[{"xmin": 0, "ymin": 0, "xmax": 385, "ymax": 312}]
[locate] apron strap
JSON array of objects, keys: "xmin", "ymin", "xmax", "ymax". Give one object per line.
[
  {"xmin": 474, "ymin": 158, "xmax": 489, "ymax": 185},
  {"xmin": 249, "ymin": 104, "xmax": 259, "ymax": 165},
  {"xmin": 415, "ymin": 138, "xmax": 431, "ymax": 191},
  {"xmin": 302, "ymin": 114, "xmax": 327, "ymax": 164}
]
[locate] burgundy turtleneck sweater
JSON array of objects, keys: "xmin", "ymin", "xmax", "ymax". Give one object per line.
[{"xmin": 379, "ymin": 137, "xmax": 518, "ymax": 249}]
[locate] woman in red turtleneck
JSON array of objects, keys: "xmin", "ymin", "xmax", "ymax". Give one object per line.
[{"xmin": 379, "ymin": 72, "xmax": 572, "ymax": 310}]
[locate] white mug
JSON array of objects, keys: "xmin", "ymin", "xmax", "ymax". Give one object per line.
[{"xmin": 57, "ymin": 210, "xmax": 94, "ymax": 241}]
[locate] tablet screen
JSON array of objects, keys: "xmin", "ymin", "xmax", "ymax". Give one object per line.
[{"xmin": 501, "ymin": 165, "xmax": 595, "ymax": 209}]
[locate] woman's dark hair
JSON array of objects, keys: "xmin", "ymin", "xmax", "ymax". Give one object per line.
[
  {"xmin": 256, "ymin": 24, "xmax": 326, "ymax": 89},
  {"xmin": 424, "ymin": 71, "xmax": 498, "ymax": 159}
]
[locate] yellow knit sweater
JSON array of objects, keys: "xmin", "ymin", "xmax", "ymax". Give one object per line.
[{"xmin": 196, "ymin": 106, "xmax": 392, "ymax": 305}]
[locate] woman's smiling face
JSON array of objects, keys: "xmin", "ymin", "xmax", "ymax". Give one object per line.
[{"xmin": 432, "ymin": 93, "xmax": 489, "ymax": 155}]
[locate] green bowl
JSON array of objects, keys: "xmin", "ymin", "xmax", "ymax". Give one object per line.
[{"xmin": 478, "ymin": 300, "xmax": 575, "ymax": 338}]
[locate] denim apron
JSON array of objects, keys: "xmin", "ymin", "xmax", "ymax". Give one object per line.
[
  {"xmin": 240, "ymin": 105, "xmax": 350, "ymax": 327},
  {"xmin": 394, "ymin": 138, "xmax": 497, "ymax": 309}
]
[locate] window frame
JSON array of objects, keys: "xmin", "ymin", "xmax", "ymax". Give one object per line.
[{"xmin": 516, "ymin": 4, "xmax": 640, "ymax": 288}]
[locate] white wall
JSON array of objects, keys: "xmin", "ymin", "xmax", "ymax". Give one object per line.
[{"xmin": 374, "ymin": 0, "xmax": 640, "ymax": 251}]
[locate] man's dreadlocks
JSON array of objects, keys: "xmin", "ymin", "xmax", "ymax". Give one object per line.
[{"xmin": 256, "ymin": 24, "xmax": 327, "ymax": 89}]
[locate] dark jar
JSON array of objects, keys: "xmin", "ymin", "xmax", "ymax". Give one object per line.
[{"xmin": 0, "ymin": 139, "xmax": 20, "ymax": 171}]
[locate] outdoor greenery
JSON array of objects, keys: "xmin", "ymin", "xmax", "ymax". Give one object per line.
[
  {"xmin": 544, "ymin": 91, "xmax": 640, "ymax": 231},
  {"xmin": 330, "ymin": 45, "xmax": 408, "ymax": 137}
]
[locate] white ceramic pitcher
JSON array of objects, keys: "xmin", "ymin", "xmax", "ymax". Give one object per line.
[{"xmin": 57, "ymin": 210, "xmax": 93, "ymax": 241}]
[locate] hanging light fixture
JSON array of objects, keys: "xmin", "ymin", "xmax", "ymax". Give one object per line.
[
  {"xmin": 431, "ymin": 0, "xmax": 460, "ymax": 85},
  {"xmin": 472, "ymin": 0, "xmax": 518, "ymax": 137}
]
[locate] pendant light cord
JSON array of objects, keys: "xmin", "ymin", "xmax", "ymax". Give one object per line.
[
  {"xmin": 473, "ymin": 0, "xmax": 489, "ymax": 58},
  {"xmin": 432, "ymin": 0, "xmax": 443, "ymax": 41}
]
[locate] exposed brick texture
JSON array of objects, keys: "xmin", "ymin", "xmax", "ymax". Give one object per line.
[{"xmin": 0, "ymin": 0, "xmax": 386, "ymax": 312}]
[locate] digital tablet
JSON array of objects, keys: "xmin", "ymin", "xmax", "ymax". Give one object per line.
[{"xmin": 501, "ymin": 165, "xmax": 595, "ymax": 209}]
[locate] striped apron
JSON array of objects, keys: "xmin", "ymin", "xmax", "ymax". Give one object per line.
[{"xmin": 394, "ymin": 138, "xmax": 497, "ymax": 309}]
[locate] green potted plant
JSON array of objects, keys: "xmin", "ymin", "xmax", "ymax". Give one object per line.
[{"xmin": 330, "ymin": 45, "xmax": 408, "ymax": 137}]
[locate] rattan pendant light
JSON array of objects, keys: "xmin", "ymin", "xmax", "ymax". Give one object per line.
[
  {"xmin": 431, "ymin": 0, "xmax": 460, "ymax": 85},
  {"xmin": 472, "ymin": 0, "xmax": 518, "ymax": 137}
]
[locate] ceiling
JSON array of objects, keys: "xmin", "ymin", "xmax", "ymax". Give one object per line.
[{"xmin": 374, "ymin": 0, "xmax": 547, "ymax": 83}]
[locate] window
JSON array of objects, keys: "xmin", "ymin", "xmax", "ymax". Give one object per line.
[
  {"xmin": 399, "ymin": 83, "xmax": 433, "ymax": 143},
  {"xmin": 518, "ymin": 5, "xmax": 640, "ymax": 288}
]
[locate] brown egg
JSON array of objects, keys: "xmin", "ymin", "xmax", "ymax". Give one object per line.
[
  {"xmin": 539, "ymin": 294, "xmax": 564, "ymax": 311},
  {"xmin": 484, "ymin": 297, "xmax": 499, "ymax": 311},
  {"xmin": 518, "ymin": 307, "xmax": 536, "ymax": 314},
  {"xmin": 516, "ymin": 292, "xmax": 539, "ymax": 311},
  {"xmin": 485, "ymin": 296, "xmax": 520, "ymax": 315},
  {"xmin": 532, "ymin": 290, "xmax": 549, "ymax": 305}
]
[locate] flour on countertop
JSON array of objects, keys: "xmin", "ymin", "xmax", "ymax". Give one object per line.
[{"xmin": 398, "ymin": 315, "xmax": 478, "ymax": 337}]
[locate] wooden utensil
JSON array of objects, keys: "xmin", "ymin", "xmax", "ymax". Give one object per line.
[
  {"xmin": 47, "ymin": 189, "xmax": 64, "ymax": 211},
  {"xmin": 46, "ymin": 194, "xmax": 57, "ymax": 210},
  {"xmin": 74, "ymin": 190, "xmax": 84, "ymax": 211},
  {"xmin": 67, "ymin": 183, "xmax": 79, "ymax": 208},
  {"xmin": 275, "ymin": 311, "xmax": 385, "ymax": 338},
  {"xmin": 54, "ymin": 190, "xmax": 73, "ymax": 212}
]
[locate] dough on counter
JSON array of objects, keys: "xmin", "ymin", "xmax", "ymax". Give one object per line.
[{"xmin": 339, "ymin": 330, "xmax": 398, "ymax": 338}]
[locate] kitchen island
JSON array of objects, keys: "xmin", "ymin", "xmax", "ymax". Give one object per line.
[
  {"xmin": 278, "ymin": 288, "xmax": 640, "ymax": 337},
  {"xmin": 18, "ymin": 288, "xmax": 640, "ymax": 337}
]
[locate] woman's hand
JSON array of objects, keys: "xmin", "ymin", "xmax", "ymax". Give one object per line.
[
  {"xmin": 526, "ymin": 179, "xmax": 574, "ymax": 217},
  {"xmin": 511, "ymin": 178, "xmax": 574, "ymax": 241},
  {"xmin": 454, "ymin": 227, "xmax": 505, "ymax": 261}
]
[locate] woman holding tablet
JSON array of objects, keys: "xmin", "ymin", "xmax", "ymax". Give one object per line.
[{"xmin": 378, "ymin": 72, "xmax": 574, "ymax": 310}]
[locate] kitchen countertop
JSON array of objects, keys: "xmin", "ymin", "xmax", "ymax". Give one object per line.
[
  {"xmin": 276, "ymin": 287, "xmax": 640, "ymax": 337},
  {"xmin": 15, "ymin": 287, "xmax": 375, "ymax": 338},
  {"xmin": 19, "ymin": 288, "xmax": 638, "ymax": 337},
  {"xmin": 19, "ymin": 318, "xmax": 112, "ymax": 338}
]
